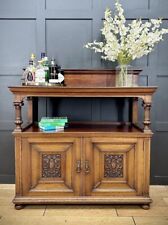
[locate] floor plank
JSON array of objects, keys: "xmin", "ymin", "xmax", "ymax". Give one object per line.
[
  {"xmin": 45, "ymin": 205, "xmax": 117, "ymax": 216},
  {"xmin": 116, "ymin": 205, "xmax": 168, "ymax": 217},
  {"xmin": 0, "ymin": 205, "xmax": 46, "ymax": 217},
  {"xmin": 133, "ymin": 216, "xmax": 168, "ymax": 225},
  {"xmin": 0, "ymin": 184, "xmax": 15, "ymax": 189},
  {"xmin": 163, "ymin": 198, "xmax": 168, "ymax": 205},
  {"xmin": 0, "ymin": 216, "xmax": 134, "ymax": 225}
]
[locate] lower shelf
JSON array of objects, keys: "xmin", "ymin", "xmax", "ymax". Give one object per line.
[{"xmin": 19, "ymin": 122, "xmax": 146, "ymax": 135}]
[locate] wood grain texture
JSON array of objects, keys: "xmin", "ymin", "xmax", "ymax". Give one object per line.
[
  {"xmin": 12, "ymin": 130, "xmax": 152, "ymax": 206},
  {"xmin": 63, "ymin": 69, "xmax": 141, "ymax": 87},
  {"xmin": 9, "ymin": 71, "xmax": 157, "ymax": 208},
  {"xmin": 9, "ymin": 86, "xmax": 157, "ymax": 98}
]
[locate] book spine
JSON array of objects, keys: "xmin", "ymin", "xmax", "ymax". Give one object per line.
[
  {"xmin": 40, "ymin": 126, "xmax": 65, "ymax": 131},
  {"xmin": 39, "ymin": 122, "xmax": 66, "ymax": 127}
]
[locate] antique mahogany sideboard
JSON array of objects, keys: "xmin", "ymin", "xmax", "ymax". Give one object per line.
[{"xmin": 9, "ymin": 70, "xmax": 157, "ymax": 210}]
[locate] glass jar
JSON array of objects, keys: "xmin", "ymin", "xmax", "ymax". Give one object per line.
[{"xmin": 115, "ymin": 64, "xmax": 138, "ymax": 87}]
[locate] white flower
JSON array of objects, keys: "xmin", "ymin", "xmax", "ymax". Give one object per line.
[{"xmin": 84, "ymin": 0, "xmax": 168, "ymax": 63}]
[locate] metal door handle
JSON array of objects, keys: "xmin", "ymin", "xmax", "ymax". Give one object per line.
[
  {"xmin": 76, "ymin": 160, "xmax": 81, "ymax": 173},
  {"xmin": 85, "ymin": 160, "xmax": 90, "ymax": 174}
]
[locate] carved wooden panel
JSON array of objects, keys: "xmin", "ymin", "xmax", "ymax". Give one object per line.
[
  {"xmin": 104, "ymin": 154, "xmax": 123, "ymax": 178},
  {"xmin": 21, "ymin": 137, "xmax": 81, "ymax": 197},
  {"xmin": 42, "ymin": 154, "xmax": 61, "ymax": 178},
  {"xmin": 84, "ymin": 138, "xmax": 140, "ymax": 196}
]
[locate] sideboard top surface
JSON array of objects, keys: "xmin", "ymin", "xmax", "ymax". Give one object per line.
[{"xmin": 9, "ymin": 86, "xmax": 157, "ymax": 98}]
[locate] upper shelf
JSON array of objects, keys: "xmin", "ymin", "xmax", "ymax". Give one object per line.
[
  {"xmin": 9, "ymin": 69, "xmax": 157, "ymax": 99},
  {"xmin": 9, "ymin": 86, "xmax": 157, "ymax": 98},
  {"xmin": 9, "ymin": 70, "xmax": 157, "ymax": 133}
]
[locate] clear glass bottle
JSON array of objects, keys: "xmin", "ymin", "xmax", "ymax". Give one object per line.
[
  {"xmin": 35, "ymin": 58, "xmax": 46, "ymax": 85},
  {"xmin": 23, "ymin": 54, "xmax": 36, "ymax": 85}
]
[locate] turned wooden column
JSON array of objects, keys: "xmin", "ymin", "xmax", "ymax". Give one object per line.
[
  {"xmin": 142, "ymin": 96, "xmax": 152, "ymax": 133},
  {"xmin": 14, "ymin": 99, "xmax": 24, "ymax": 132}
]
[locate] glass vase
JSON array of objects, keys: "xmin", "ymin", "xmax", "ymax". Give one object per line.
[{"xmin": 115, "ymin": 64, "xmax": 138, "ymax": 87}]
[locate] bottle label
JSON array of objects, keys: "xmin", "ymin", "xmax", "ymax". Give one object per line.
[
  {"xmin": 24, "ymin": 69, "xmax": 35, "ymax": 85},
  {"xmin": 27, "ymin": 71, "xmax": 34, "ymax": 81},
  {"xmin": 35, "ymin": 69, "xmax": 45, "ymax": 83}
]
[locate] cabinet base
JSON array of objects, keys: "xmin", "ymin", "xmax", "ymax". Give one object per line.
[{"xmin": 13, "ymin": 196, "xmax": 152, "ymax": 207}]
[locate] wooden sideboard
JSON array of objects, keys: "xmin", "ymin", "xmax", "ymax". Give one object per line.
[{"xmin": 9, "ymin": 70, "xmax": 157, "ymax": 210}]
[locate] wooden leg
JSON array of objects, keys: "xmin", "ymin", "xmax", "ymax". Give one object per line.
[
  {"xmin": 141, "ymin": 204, "xmax": 150, "ymax": 210},
  {"xmin": 142, "ymin": 96, "xmax": 152, "ymax": 133},
  {"xmin": 15, "ymin": 204, "xmax": 24, "ymax": 210},
  {"xmin": 14, "ymin": 100, "xmax": 24, "ymax": 132}
]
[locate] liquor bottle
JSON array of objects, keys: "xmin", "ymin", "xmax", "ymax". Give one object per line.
[
  {"xmin": 31, "ymin": 53, "xmax": 36, "ymax": 66},
  {"xmin": 43, "ymin": 56, "xmax": 50, "ymax": 82},
  {"xmin": 35, "ymin": 53, "xmax": 46, "ymax": 85},
  {"xmin": 22, "ymin": 54, "xmax": 36, "ymax": 85},
  {"xmin": 41, "ymin": 52, "xmax": 46, "ymax": 60},
  {"xmin": 39, "ymin": 53, "xmax": 49, "ymax": 83},
  {"xmin": 49, "ymin": 58, "xmax": 63, "ymax": 85},
  {"xmin": 49, "ymin": 65, "xmax": 64, "ymax": 85},
  {"xmin": 49, "ymin": 58, "xmax": 57, "ymax": 80}
]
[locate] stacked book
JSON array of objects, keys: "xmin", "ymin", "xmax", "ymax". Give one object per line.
[{"xmin": 39, "ymin": 117, "xmax": 68, "ymax": 131}]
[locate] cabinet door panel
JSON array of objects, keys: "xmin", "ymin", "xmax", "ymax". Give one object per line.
[
  {"xmin": 84, "ymin": 137, "xmax": 144, "ymax": 196},
  {"xmin": 21, "ymin": 137, "xmax": 81, "ymax": 197}
]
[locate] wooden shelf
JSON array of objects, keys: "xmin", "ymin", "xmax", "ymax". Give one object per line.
[
  {"xmin": 9, "ymin": 85, "xmax": 157, "ymax": 133},
  {"xmin": 25, "ymin": 123, "xmax": 142, "ymax": 133},
  {"xmin": 9, "ymin": 86, "xmax": 157, "ymax": 98},
  {"xmin": 13, "ymin": 123, "xmax": 153, "ymax": 138}
]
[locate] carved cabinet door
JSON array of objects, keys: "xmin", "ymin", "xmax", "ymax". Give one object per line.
[
  {"xmin": 20, "ymin": 137, "xmax": 82, "ymax": 197},
  {"xmin": 84, "ymin": 137, "xmax": 147, "ymax": 197}
]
